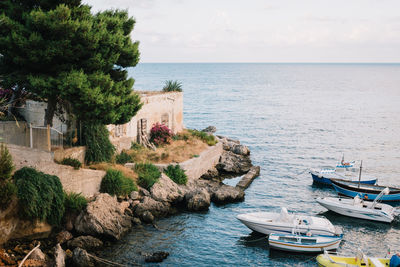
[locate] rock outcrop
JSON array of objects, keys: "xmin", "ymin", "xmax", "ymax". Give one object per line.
[
  {"xmin": 150, "ymin": 173, "xmax": 185, "ymax": 203},
  {"xmin": 53, "ymin": 244, "xmax": 66, "ymax": 267},
  {"xmin": 185, "ymin": 188, "xmax": 211, "ymax": 211},
  {"xmin": 211, "ymin": 184, "xmax": 245, "ymax": 204},
  {"xmin": 217, "ymin": 151, "xmax": 252, "ymax": 174},
  {"xmin": 67, "ymin": 236, "xmax": 103, "ymax": 250},
  {"xmin": 74, "ymin": 194, "xmax": 132, "ymax": 240},
  {"xmin": 72, "ymin": 248, "xmax": 94, "ymax": 267}
]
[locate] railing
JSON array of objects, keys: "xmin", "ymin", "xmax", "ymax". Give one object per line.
[{"xmin": 0, "ymin": 121, "xmax": 63, "ymax": 151}]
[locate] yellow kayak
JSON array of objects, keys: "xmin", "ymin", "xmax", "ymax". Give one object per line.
[{"xmin": 316, "ymin": 253, "xmax": 390, "ymax": 267}]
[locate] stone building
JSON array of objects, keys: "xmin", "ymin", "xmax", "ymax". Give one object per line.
[{"xmin": 107, "ymin": 91, "xmax": 183, "ymax": 151}]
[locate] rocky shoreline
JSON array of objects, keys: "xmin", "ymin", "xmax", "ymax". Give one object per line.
[{"xmin": 0, "ymin": 132, "xmax": 260, "ymax": 266}]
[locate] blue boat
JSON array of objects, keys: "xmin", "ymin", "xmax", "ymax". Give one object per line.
[
  {"xmin": 310, "ymin": 169, "xmax": 377, "ymax": 186},
  {"xmin": 331, "ymin": 179, "xmax": 400, "ymax": 202}
]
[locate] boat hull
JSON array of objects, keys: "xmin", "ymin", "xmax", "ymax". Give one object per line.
[
  {"xmin": 316, "ymin": 254, "xmax": 389, "ymax": 267},
  {"xmin": 316, "ymin": 198, "xmax": 394, "ymax": 223},
  {"xmin": 331, "ymin": 180, "xmax": 400, "ymax": 202},
  {"xmin": 268, "ymin": 234, "xmax": 342, "ymax": 253},
  {"xmin": 310, "ymin": 171, "xmax": 377, "ymax": 186}
]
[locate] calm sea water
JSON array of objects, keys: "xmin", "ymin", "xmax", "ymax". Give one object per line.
[{"xmin": 100, "ymin": 63, "xmax": 400, "ymax": 266}]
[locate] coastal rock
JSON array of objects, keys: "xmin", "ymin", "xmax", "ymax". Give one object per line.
[
  {"xmin": 231, "ymin": 144, "xmax": 250, "ymax": 156},
  {"xmin": 53, "ymin": 244, "xmax": 66, "ymax": 267},
  {"xmin": 72, "ymin": 248, "xmax": 94, "ymax": 267},
  {"xmin": 29, "ymin": 248, "xmax": 46, "ymax": 261},
  {"xmin": 217, "ymin": 151, "xmax": 252, "ymax": 174},
  {"xmin": 129, "ymin": 191, "xmax": 140, "ymax": 200},
  {"xmin": 201, "ymin": 167, "xmax": 220, "ymax": 180},
  {"xmin": 185, "ymin": 188, "xmax": 211, "ymax": 211},
  {"xmin": 202, "ymin": 126, "xmax": 217, "ymax": 134},
  {"xmin": 211, "ymin": 184, "xmax": 245, "ymax": 204},
  {"xmin": 134, "ymin": 196, "xmax": 171, "ymax": 219},
  {"xmin": 145, "ymin": 251, "xmax": 170, "ymax": 263},
  {"xmin": 141, "ymin": 211, "xmax": 155, "ymax": 223},
  {"xmin": 67, "ymin": 236, "xmax": 103, "ymax": 250},
  {"xmin": 74, "ymin": 193, "xmax": 132, "ymax": 240},
  {"xmin": 139, "ymin": 188, "xmax": 151, "ymax": 197},
  {"xmin": 150, "ymin": 173, "xmax": 185, "ymax": 203},
  {"xmin": 56, "ymin": 230, "xmax": 73, "ymax": 245}
]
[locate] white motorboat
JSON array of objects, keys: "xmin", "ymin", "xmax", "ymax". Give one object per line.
[
  {"xmin": 268, "ymin": 232, "xmax": 342, "ymax": 253},
  {"xmin": 316, "ymin": 188, "xmax": 396, "ymax": 223},
  {"xmin": 237, "ymin": 208, "xmax": 341, "ymax": 236}
]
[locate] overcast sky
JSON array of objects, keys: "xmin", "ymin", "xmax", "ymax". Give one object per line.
[{"xmin": 84, "ymin": 0, "xmax": 400, "ymax": 63}]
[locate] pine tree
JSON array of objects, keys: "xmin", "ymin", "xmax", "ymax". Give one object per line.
[{"xmin": 0, "ymin": 1, "xmax": 142, "ymax": 126}]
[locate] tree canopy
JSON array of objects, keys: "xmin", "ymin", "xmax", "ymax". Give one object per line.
[{"xmin": 0, "ymin": 0, "xmax": 142, "ymax": 125}]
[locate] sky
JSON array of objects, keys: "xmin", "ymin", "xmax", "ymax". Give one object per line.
[{"xmin": 83, "ymin": 0, "xmax": 400, "ymax": 63}]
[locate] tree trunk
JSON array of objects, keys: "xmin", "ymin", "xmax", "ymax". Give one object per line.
[{"xmin": 44, "ymin": 98, "xmax": 57, "ymax": 127}]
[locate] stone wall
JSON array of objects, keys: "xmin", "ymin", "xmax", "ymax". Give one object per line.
[
  {"xmin": 54, "ymin": 146, "xmax": 86, "ymax": 163},
  {"xmin": 7, "ymin": 144, "xmax": 104, "ymax": 197},
  {"xmin": 108, "ymin": 91, "xmax": 184, "ymax": 151}
]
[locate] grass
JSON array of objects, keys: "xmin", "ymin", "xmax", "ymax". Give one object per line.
[
  {"xmin": 127, "ymin": 130, "xmax": 210, "ymax": 164},
  {"xmin": 64, "ymin": 192, "xmax": 87, "ymax": 214},
  {"xmin": 60, "ymin": 157, "xmax": 82, "ymax": 170},
  {"xmin": 89, "ymin": 162, "xmax": 138, "ymax": 181},
  {"xmin": 134, "ymin": 163, "xmax": 161, "ymax": 190},
  {"xmin": 100, "ymin": 169, "xmax": 138, "ymax": 196},
  {"xmin": 164, "ymin": 164, "xmax": 187, "ymax": 185}
]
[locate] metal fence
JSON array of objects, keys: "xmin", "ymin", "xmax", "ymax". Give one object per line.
[{"xmin": 0, "ymin": 121, "xmax": 63, "ymax": 151}]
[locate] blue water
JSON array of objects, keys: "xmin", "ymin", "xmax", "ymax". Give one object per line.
[{"xmin": 101, "ymin": 63, "xmax": 400, "ymax": 266}]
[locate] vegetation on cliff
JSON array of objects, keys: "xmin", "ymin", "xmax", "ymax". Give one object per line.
[
  {"xmin": 100, "ymin": 169, "xmax": 137, "ymax": 196},
  {"xmin": 162, "ymin": 80, "xmax": 183, "ymax": 92},
  {"xmin": 13, "ymin": 167, "xmax": 65, "ymax": 226},
  {"xmin": 164, "ymin": 164, "xmax": 188, "ymax": 185},
  {"xmin": 135, "ymin": 163, "xmax": 161, "ymax": 190},
  {"xmin": 0, "ymin": 144, "xmax": 16, "ymax": 209}
]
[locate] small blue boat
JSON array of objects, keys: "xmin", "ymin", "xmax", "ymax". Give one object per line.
[
  {"xmin": 310, "ymin": 169, "xmax": 377, "ymax": 186},
  {"xmin": 331, "ymin": 179, "xmax": 400, "ymax": 202}
]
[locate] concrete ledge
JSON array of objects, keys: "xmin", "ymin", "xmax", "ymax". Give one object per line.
[{"xmin": 236, "ymin": 166, "xmax": 260, "ymax": 190}]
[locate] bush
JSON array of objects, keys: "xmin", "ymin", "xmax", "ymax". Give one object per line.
[
  {"xmin": 189, "ymin": 129, "xmax": 217, "ymax": 146},
  {"xmin": 116, "ymin": 151, "xmax": 133, "ymax": 164},
  {"xmin": 64, "ymin": 192, "xmax": 87, "ymax": 214},
  {"xmin": 164, "ymin": 164, "xmax": 187, "ymax": 185},
  {"xmin": 13, "ymin": 167, "xmax": 65, "ymax": 226},
  {"xmin": 0, "ymin": 143, "xmax": 14, "ymax": 181},
  {"xmin": 131, "ymin": 142, "xmax": 143, "ymax": 150},
  {"xmin": 61, "ymin": 157, "xmax": 82, "ymax": 170},
  {"xmin": 0, "ymin": 181, "xmax": 17, "ymax": 209},
  {"xmin": 162, "ymin": 80, "xmax": 182, "ymax": 92},
  {"xmin": 83, "ymin": 123, "xmax": 115, "ymax": 164},
  {"xmin": 150, "ymin": 123, "xmax": 172, "ymax": 146},
  {"xmin": 135, "ymin": 163, "xmax": 161, "ymax": 190},
  {"xmin": 100, "ymin": 169, "xmax": 137, "ymax": 196}
]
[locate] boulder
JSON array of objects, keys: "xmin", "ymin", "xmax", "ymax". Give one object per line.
[
  {"xmin": 53, "ymin": 244, "xmax": 66, "ymax": 267},
  {"xmin": 201, "ymin": 126, "xmax": 217, "ymax": 134},
  {"xmin": 211, "ymin": 184, "xmax": 245, "ymax": 204},
  {"xmin": 217, "ymin": 151, "xmax": 252, "ymax": 174},
  {"xmin": 74, "ymin": 193, "xmax": 132, "ymax": 240},
  {"xmin": 56, "ymin": 230, "xmax": 73, "ymax": 245},
  {"xmin": 72, "ymin": 248, "xmax": 94, "ymax": 267},
  {"xmin": 129, "ymin": 191, "xmax": 140, "ymax": 200},
  {"xmin": 185, "ymin": 189, "xmax": 211, "ymax": 211},
  {"xmin": 141, "ymin": 211, "xmax": 155, "ymax": 224},
  {"xmin": 231, "ymin": 144, "xmax": 250, "ymax": 156},
  {"xmin": 201, "ymin": 167, "xmax": 220, "ymax": 180},
  {"xmin": 150, "ymin": 173, "xmax": 185, "ymax": 203},
  {"xmin": 145, "ymin": 251, "xmax": 169, "ymax": 263},
  {"xmin": 139, "ymin": 187, "xmax": 151, "ymax": 197},
  {"xmin": 67, "ymin": 236, "xmax": 103, "ymax": 250},
  {"xmin": 29, "ymin": 248, "xmax": 46, "ymax": 261},
  {"xmin": 134, "ymin": 196, "xmax": 171, "ymax": 219}
]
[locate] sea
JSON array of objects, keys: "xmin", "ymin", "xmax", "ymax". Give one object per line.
[{"xmin": 99, "ymin": 63, "xmax": 400, "ymax": 266}]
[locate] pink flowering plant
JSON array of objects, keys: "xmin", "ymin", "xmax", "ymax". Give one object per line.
[{"xmin": 150, "ymin": 122, "xmax": 173, "ymax": 146}]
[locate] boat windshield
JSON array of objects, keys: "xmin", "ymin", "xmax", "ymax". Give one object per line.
[{"xmin": 278, "ymin": 236, "xmax": 317, "ymax": 244}]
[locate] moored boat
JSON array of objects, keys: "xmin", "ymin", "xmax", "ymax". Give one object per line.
[
  {"xmin": 316, "ymin": 251, "xmax": 390, "ymax": 267},
  {"xmin": 268, "ymin": 232, "xmax": 342, "ymax": 253},
  {"xmin": 237, "ymin": 207, "xmax": 341, "ymax": 236},
  {"xmin": 331, "ymin": 179, "xmax": 400, "ymax": 202},
  {"xmin": 310, "ymin": 169, "xmax": 377, "ymax": 186},
  {"xmin": 316, "ymin": 188, "xmax": 396, "ymax": 223}
]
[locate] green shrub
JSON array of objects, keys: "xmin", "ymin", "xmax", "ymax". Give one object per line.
[
  {"xmin": 131, "ymin": 142, "xmax": 143, "ymax": 150},
  {"xmin": 0, "ymin": 181, "xmax": 17, "ymax": 209},
  {"xmin": 100, "ymin": 169, "xmax": 137, "ymax": 196},
  {"xmin": 64, "ymin": 192, "xmax": 87, "ymax": 214},
  {"xmin": 0, "ymin": 143, "xmax": 14, "ymax": 181},
  {"xmin": 13, "ymin": 167, "xmax": 65, "ymax": 226},
  {"xmin": 188, "ymin": 129, "xmax": 217, "ymax": 146},
  {"xmin": 164, "ymin": 164, "xmax": 187, "ymax": 185},
  {"xmin": 134, "ymin": 163, "xmax": 161, "ymax": 190},
  {"xmin": 162, "ymin": 80, "xmax": 182, "ymax": 92},
  {"xmin": 83, "ymin": 123, "xmax": 115, "ymax": 164},
  {"xmin": 116, "ymin": 151, "xmax": 132, "ymax": 164},
  {"xmin": 61, "ymin": 158, "xmax": 82, "ymax": 170}
]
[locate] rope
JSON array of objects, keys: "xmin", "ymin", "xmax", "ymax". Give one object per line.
[
  {"xmin": 87, "ymin": 253, "xmax": 142, "ymax": 267},
  {"xmin": 18, "ymin": 242, "xmax": 41, "ymax": 267}
]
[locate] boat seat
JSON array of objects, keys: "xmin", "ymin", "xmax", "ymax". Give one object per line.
[{"xmin": 369, "ymin": 257, "xmax": 384, "ymax": 267}]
